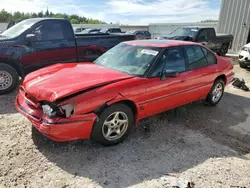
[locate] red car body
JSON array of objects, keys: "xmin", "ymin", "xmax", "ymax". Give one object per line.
[{"xmin": 16, "ymin": 40, "xmax": 234, "ymax": 142}]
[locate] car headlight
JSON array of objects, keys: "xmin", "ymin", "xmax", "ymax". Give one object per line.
[{"xmin": 42, "ymin": 103, "xmax": 74, "ymax": 118}]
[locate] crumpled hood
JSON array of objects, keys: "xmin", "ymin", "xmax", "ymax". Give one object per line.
[{"xmin": 23, "ymin": 63, "xmax": 133, "ymax": 102}]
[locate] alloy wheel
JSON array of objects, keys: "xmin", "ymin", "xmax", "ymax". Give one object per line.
[
  {"xmin": 102, "ymin": 111, "xmax": 129, "ymax": 141},
  {"xmin": 212, "ymin": 83, "xmax": 223, "ymax": 103}
]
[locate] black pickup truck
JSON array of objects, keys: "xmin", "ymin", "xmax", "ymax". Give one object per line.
[
  {"xmin": 0, "ymin": 18, "xmax": 135, "ymax": 94},
  {"xmin": 157, "ymin": 27, "xmax": 233, "ymax": 56}
]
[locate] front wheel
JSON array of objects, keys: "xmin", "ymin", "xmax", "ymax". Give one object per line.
[
  {"xmin": 91, "ymin": 103, "xmax": 134, "ymax": 146},
  {"xmin": 205, "ymin": 79, "xmax": 225, "ymax": 106},
  {"xmin": 239, "ymin": 61, "xmax": 247, "ymax": 68},
  {"xmin": 0, "ymin": 64, "xmax": 19, "ymax": 95}
]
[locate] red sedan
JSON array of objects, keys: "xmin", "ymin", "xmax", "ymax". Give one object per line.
[{"xmin": 16, "ymin": 40, "xmax": 234, "ymax": 145}]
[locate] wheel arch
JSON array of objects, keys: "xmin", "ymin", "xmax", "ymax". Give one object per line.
[
  {"xmin": 0, "ymin": 58, "xmax": 25, "ymax": 78},
  {"xmin": 215, "ymin": 74, "xmax": 226, "ymax": 84},
  {"xmin": 93, "ymin": 99, "xmax": 139, "ymax": 122}
]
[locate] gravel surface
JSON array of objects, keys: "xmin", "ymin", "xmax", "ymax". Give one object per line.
[{"xmin": 0, "ymin": 65, "xmax": 250, "ymax": 188}]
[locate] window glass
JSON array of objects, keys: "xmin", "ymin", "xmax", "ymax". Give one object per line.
[
  {"xmin": 197, "ymin": 30, "xmax": 208, "ymax": 42},
  {"xmin": 32, "ymin": 22, "xmax": 64, "ymax": 41},
  {"xmin": 150, "ymin": 47, "xmax": 186, "ymax": 77},
  {"xmin": 202, "ymin": 47, "xmax": 217, "ymax": 65},
  {"xmin": 185, "ymin": 46, "xmax": 207, "ymax": 70},
  {"xmin": 94, "ymin": 43, "xmax": 160, "ymax": 76}
]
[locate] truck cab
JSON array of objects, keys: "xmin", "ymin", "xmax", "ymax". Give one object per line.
[
  {"xmin": 0, "ymin": 18, "xmax": 135, "ymax": 94},
  {"xmin": 158, "ymin": 27, "xmax": 233, "ymax": 56}
]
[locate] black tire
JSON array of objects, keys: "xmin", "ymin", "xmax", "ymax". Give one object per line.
[
  {"xmin": 218, "ymin": 44, "xmax": 229, "ymax": 56},
  {"xmin": 91, "ymin": 103, "xmax": 134, "ymax": 146},
  {"xmin": 0, "ymin": 64, "xmax": 19, "ymax": 95},
  {"xmin": 239, "ymin": 61, "xmax": 247, "ymax": 68},
  {"xmin": 205, "ymin": 79, "xmax": 225, "ymax": 106}
]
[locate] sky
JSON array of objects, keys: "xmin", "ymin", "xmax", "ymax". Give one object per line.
[{"xmin": 1, "ymin": 0, "xmax": 221, "ymax": 25}]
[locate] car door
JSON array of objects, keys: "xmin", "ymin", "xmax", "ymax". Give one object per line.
[
  {"xmin": 20, "ymin": 20, "xmax": 77, "ymax": 73},
  {"xmin": 180, "ymin": 45, "xmax": 219, "ymax": 101},
  {"xmin": 142, "ymin": 46, "xmax": 191, "ymax": 117}
]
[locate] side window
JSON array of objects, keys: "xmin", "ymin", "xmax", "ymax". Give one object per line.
[
  {"xmin": 113, "ymin": 29, "xmax": 120, "ymax": 33},
  {"xmin": 197, "ymin": 30, "xmax": 208, "ymax": 42},
  {"xmin": 202, "ymin": 47, "xmax": 217, "ymax": 65},
  {"xmin": 185, "ymin": 46, "xmax": 207, "ymax": 70},
  {"xmin": 150, "ymin": 47, "xmax": 186, "ymax": 77},
  {"xmin": 207, "ymin": 29, "xmax": 215, "ymax": 39},
  {"xmin": 31, "ymin": 22, "xmax": 64, "ymax": 41}
]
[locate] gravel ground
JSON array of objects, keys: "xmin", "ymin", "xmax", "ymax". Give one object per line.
[{"xmin": 0, "ymin": 65, "xmax": 250, "ymax": 188}]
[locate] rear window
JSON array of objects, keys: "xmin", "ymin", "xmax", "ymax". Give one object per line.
[
  {"xmin": 185, "ymin": 46, "xmax": 207, "ymax": 70},
  {"xmin": 202, "ymin": 47, "xmax": 217, "ymax": 65}
]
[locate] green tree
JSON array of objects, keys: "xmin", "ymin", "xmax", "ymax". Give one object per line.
[
  {"xmin": 70, "ymin": 18, "xmax": 79, "ymax": 24},
  {"xmin": 45, "ymin": 8, "xmax": 49, "ymax": 17},
  {"xmin": 200, "ymin": 19, "xmax": 218, "ymax": 23},
  {"xmin": 31, "ymin": 13, "xmax": 38, "ymax": 18},
  {"xmin": 0, "ymin": 9, "xmax": 12, "ymax": 22},
  {"xmin": 0, "ymin": 9, "xmax": 105, "ymax": 24},
  {"xmin": 38, "ymin": 11, "xmax": 43, "ymax": 17},
  {"xmin": 13, "ymin": 11, "xmax": 22, "ymax": 20}
]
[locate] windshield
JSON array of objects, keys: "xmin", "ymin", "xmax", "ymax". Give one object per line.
[
  {"xmin": 170, "ymin": 28, "xmax": 198, "ymax": 38},
  {"xmin": 1, "ymin": 19, "xmax": 37, "ymax": 38},
  {"xmin": 94, "ymin": 43, "xmax": 160, "ymax": 76}
]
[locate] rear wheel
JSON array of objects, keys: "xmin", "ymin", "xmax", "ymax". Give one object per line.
[
  {"xmin": 206, "ymin": 79, "xmax": 225, "ymax": 106},
  {"xmin": 91, "ymin": 103, "xmax": 134, "ymax": 146},
  {"xmin": 219, "ymin": 44, "xmax": 229, "ymax": 56},
  {"xmin": 0, "ymin": 64, "xmax": 19, "ymax": 95}
]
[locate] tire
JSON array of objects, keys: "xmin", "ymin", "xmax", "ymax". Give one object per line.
[
  {"xmin": 0, "ymin": 64, "xmax": 19, "ymax": 95},
  {"xmin": 239, "ymin": 61, "xmax": 247, "ymax": 68},
  {"xmin": 205, "ymin": 79, "xmax": 225, "ymax": 106},
  {"xmin": 91, "ymin": 103, "xmax": 134, "ymax": 146},
  {"xmin": 218, "ymin": 44, "xmax": 229, "ymax": 56}
]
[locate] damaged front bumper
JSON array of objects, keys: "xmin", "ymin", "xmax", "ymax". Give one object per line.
[{"xmin": 16, "ymin": 93, "xmax": 97, "ymax": 142}]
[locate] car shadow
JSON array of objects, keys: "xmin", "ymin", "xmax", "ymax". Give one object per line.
[
  {"xmin": 0, "ymin": 91, "xmax": 18, "ymax": 115},
  {"xmin": 31, "ymin": 92, "xmax": 250, "ymax": 188}
]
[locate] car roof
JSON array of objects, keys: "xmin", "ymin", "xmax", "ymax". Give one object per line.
[{"xmin": 124, "ymin": 39, "xmax": 200, "ymax": 48}]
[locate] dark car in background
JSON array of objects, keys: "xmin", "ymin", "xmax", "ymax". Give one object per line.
[
  {"xmin": 0, "ymin": 18, "xmax": 135, "ymax": 94},
  {"xmin": 100, "ymin": 28, "xmax": 122, "ymax": 33},
  {"xmin": 126, "ymin": 30, "xmax": 151, "ymax": 40},
  {"xmin": 156, "ymin": 27, "xmax": 233, "ymax": 56},
  {"xmin": 80, "ymin": 28, "xmax": 101, "ymax": 34},
  {"xmin": 73, "ymin": 27, "xmax": 86, "ymax": 33}
]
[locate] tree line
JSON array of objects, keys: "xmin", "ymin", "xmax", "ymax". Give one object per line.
[{"xmin": 0, "ymin": 9, "xmax": 105, "ymax": 24}]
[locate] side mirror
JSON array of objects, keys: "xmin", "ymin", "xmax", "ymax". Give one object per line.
[
  {"xmin": 160, "ymin": 70, "xmax": 178, "ymax": 80},
  {"xmin": 25, "ymin": 33, "xmax": 35, "ymax": 41}
]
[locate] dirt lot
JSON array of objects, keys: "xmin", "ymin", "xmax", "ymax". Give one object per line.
[{"xmin": 0, "ymin": 65, "xmax": 250, "ymax": 188}]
